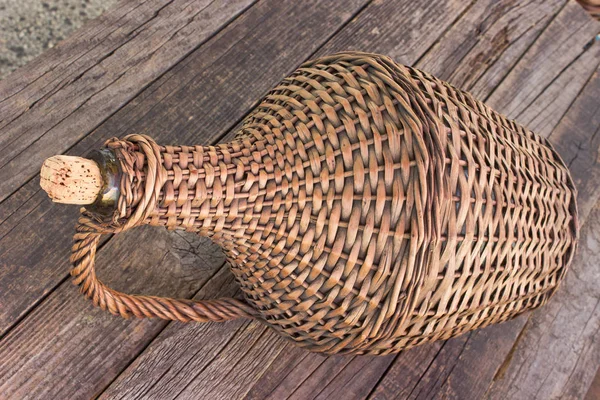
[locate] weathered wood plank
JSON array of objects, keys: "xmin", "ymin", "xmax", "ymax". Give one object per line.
[
  {"xmin": 98, "ymin": 0, "xmax": 477, "ymax": 398},
  {"xmin": 417, "ymin": 0, "xmax": 567, "ymax": 98},
  {"xmin": 0, "ymin": 1, "xmax": 598, "ymax": 399},
  {"xmin": 249, "ymin": 2, "xmax": 600, "ymax": 399},
  {"xmin": 0, "ymin": 0, "xmax": 144, "ymax": 105},
  {"xmin": 412, "ymin": 65, "xmax": 600, "ymax": 400},
  {"xmin": 313, "ymin": 0, "xmax": 477, "ymax": 63},
  {"xmin": 484, "ymin": 204, "xmax": 600, "ymax": 399},
  {"xmin": 0, "ymin": 226, "xmax": 228, "ymax": 399},
  {"xmin": 247, "ymin": 354, "xmax": 395, "ymax": 400},
  {"xmin": 0, "ymin": 196, "xmax": 84, "ymax": 332},
  {"xmin": 0, "ymin": 179, "xmax": 42, "ymax": 239},
  {"xmin": 386, "ymin": 333, "xmax": 475, "ymax": 400},
  {"xmin": 481, "ymin": 72, "xmax": 600, "ymax": 400},
  {"xmin": 312, "ymin": 356, "xmax": 395, "ymax": 400},
  {"xmin": 484, "ymin": 1, "xmax": 600, "ymax": 138},
  {"xmin": 585, "ymin": 367, "xmax": 600, "ymax": 400},
  {"xmin": 242, "ymin": 347, "xmax": 317, "ymax": 399},
  {"xmin": 364, "ymin": 4, "xmax": 600, "ymax": 400},
  {"xmin": 0, "ymin": 0, "xmax": 370, "ymax": 397},
  {"xmin": 362, "ymin": 343, "xmax": 444, "ymax": 399},
  {"xmin": 274, "ymin": 355, "xmax": 358, "ymax": 400},
  {"xmin": 399, "ymin": 319, "xmax": 529, "ymax": 400},
  {"xmin": 162, "ymin": 324, "xmax": 286, "ymax": 399},
  {"xmin": 549, "ymin": 67, "xmax": 600, "ymax": 224},
  {"xmin": 0, "ymin": 0, "xmax": 256, "ymax": 204},
  {"xmin": 0, "ymin": 0, "xmax": 363, "ymax": 338}
]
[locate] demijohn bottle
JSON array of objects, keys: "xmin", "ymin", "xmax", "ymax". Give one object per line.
[{"xmin": 40, "ymin": 52, "xmax": 578, "ymax": 355}]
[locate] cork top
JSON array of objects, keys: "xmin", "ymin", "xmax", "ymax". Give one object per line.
[{"xmin": 40, "ymin": 156, "xmax": 103, "ymax": 205}]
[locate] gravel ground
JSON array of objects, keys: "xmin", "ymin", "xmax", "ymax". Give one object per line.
[{"xmin": 0, "ymin": 0, "xmax": 118, "ymax": 79}]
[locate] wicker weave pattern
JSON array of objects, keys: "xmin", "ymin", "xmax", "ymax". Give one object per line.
[
  {"xmin": 577, "ymin": 0, "xmax": 600, "ymax": 20},
  {"xmin": 71, "ymin": 52, "xmax": 578, "ymax": 355}
]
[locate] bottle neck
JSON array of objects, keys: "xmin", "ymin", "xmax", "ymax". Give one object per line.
[
  {"xmin": 85, "ymin": 148, "xmax": 122, "ymax": 215},
  {"xmin": 147, "ymin": 141, "xmax": 252, "ymax": 239},
  {"xmin": 91, "ymin": 137, "xmax": 260, "ymax": 243}
]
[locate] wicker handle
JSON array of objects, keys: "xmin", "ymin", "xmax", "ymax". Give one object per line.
[{"xmin": 69, "ymin": 217, "xmax": 258, "ymax": 323}]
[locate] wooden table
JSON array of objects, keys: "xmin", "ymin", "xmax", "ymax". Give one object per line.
[{"xmin": 0, "ymin": 1, "xmax": 599, "ymax": 398}]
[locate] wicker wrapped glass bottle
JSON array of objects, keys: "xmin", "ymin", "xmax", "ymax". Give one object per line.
[{"xmin": 41, "ymin": 52, "xmax": 578, "ymax": 355}]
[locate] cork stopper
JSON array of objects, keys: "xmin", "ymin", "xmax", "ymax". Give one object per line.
[{"xmin": 40, "ymin": 156, "xmax": 103, "ymax": 205}]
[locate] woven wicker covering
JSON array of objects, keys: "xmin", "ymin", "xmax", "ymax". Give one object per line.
[
  {"xmin": 70, "ymin": 52, "xmax": 579, "ymax": 355},
  {"xmin": 576, "ymin": 0, "xmax": 600, "ymax": 20}
]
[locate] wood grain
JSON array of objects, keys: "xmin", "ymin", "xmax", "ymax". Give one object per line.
[
  {"xmin": 0, "ymin": 0, "xmax": 362, "ymax": 338},
  {"xmin": 0, "ymin": 226, "xmax": 228, "ymax": 399},
  {"xmin": 417, "ymin": 0, "xmax": 567, "ymax": 96},
  {"xmin": 0, "ymin": 0, "xmax": 369, "ymax": 397},
  {"xmin": 0, "ymin": 0, "xmax": 256, "ymax": 204},
  {"xmin": 249, "ymin": 2, "xmax": 600, "ymax": 398},
  {"xmin": 0, "ymin": 179, "xmax": 44, "ymax": 239},
  {"xmin": 363, "ymin": 4, "xmax": 600, "ymax": 400},
  {"xmin": 100, "ymin": 0, "xmax": 478, "ymax": 398},
  {"xmin": 549, "ymin": 67, "xmax": 600, "ymax": 223},
  {"xmin": 482, "ymin": 69, "xmax": 600, "ymax": 400},
  {"xmin": 484, "ymin": 202, "xmax": 600, "ymax": 396},
  {"xmin": 484, "ymin": 0, "xmax": 600, "ymax": 138},
  {"xmin": 362, "ymin": 343, "xmax": 444, "ymax": 399},
  {"xmin": 585, "ymin": 367, "xmax": 600, "ymax": 400},
  {"xmin": 0, "ymin": 0, "xmax": 598, "ymax": 398}
]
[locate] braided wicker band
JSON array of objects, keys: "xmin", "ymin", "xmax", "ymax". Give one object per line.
[
  {"xmin": 63, "ymin": 52, "xmax": 578, "ymax": 354},
  {"xmin": 69, "ymin": 134, "xmax": 258, "ymax": 323}
]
